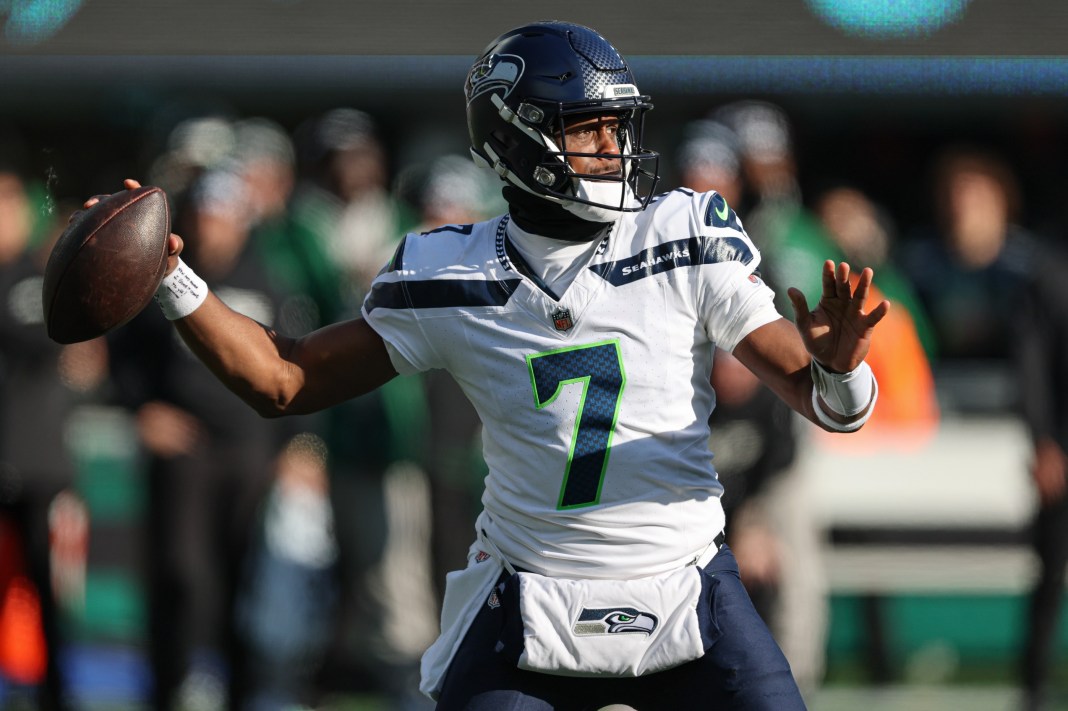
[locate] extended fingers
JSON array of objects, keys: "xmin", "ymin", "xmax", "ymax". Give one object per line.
[
  {"xmin": 835, "ymin": 262, "xmax": 852, "ymax": 300},
  {"xmin": 865, "ymin": 298, "xmax": 891, "ymax": 327},
  {"xmin": 821, "ymin": 260, "xmax": 837, "ymax": 298},
  {"xmin": 787, "ymin": 287, "xmax": 811, "ymax": 327},
  {"xmin": 851, "ymin": 267, "xmax": 891, "ymax": 327},
  {"xmin": 851, "ymin": 266, "xmax": 873, "ymax": 308},
  {"xmin": 823, "ymin": 261, "xmax": 857, "ymax": 302}
]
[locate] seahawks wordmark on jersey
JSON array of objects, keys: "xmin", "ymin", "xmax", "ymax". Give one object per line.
[{"xmin": 362, "ymin": 189, "xmax": 780, "ymax": 580}]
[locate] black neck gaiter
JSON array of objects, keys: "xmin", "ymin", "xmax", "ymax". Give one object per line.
[{"xmin": 503, "ymin": 186, "xmax": 610, "ymax": 243}]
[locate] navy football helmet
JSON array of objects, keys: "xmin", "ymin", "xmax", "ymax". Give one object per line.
[{"xmin": 465, "ymin": 21, "xmax": 660, "ymax": 220}]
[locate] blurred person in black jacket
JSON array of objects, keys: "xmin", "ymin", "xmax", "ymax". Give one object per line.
[
  {"xmin": 0, "ymin": 161, "xmax": 90, "ymax": 710},
  {"xmin": 1016, "ymin": 242, "xmax": 1068, "ymax": 711},
  {"xmin": 107, "ymin": 168, "xmax": 303, "ymax": 711},
  {"xmin": 901, "ymin": 146, "xmax": 1037, "ymax": 364},
  {"xmin": 280, "ymin": 109, "xmax": 435, "ymax": 711}
]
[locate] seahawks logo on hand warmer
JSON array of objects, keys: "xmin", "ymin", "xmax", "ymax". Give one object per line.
[{"xmin": 573, "ymin": 607, "xmax": 659, "ymax": 636}]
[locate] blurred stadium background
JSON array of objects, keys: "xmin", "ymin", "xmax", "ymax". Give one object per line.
[{"xmin": 3, "ymin": 1, "xmax": 1068, "ymax": 710}]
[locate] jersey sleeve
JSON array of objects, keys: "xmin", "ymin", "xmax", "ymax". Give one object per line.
[
  {"xmin": 704, "ymin": 271, "xmax": 781, "ymax": 352},
  {"xmin": 360, "ymin": 236, "xmax": 444, "ymax": 375},
  {"xmin": 687, "ymin": 190, "xmax": 783, "ymax": 351}
]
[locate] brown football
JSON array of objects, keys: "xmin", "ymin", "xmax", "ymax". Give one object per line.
[{"xmin": 43, "ymin": 185, "xmax": 170, "ymax": 344}]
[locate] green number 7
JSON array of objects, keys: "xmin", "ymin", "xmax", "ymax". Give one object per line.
[{"xmin": 527, "ymin": 340, "xmax": 626, "ymax": 509}]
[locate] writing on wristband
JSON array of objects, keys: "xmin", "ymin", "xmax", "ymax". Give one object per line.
[{"xmin": 154, "ymin": 258, "xmax": 207, "ymax": 320}]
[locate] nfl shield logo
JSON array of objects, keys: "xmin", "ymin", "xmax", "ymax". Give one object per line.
[{"xmin": 551, "ymin": 308, "xmax": 574, "ymax": 332}]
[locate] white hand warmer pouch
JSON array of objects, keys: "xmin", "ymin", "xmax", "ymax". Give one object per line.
[{"xmin": 495, "ymin": 564, "xmax": 720, "ymax": 677}]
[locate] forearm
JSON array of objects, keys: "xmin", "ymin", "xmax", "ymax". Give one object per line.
[
  {"xmin": 173, "ymin": 292, "xmax": 302, "ymax": 417},
  {"xmin": 732, "ymin": 319, "xmax": 817, "ymax": 420},
  {"xmin": 153, "ymin": 247, "xmax": 400, "ymax": 416},
  {"xmin": 732, "ymin": 318, "xmax": 875, "ymax": 432},
  {"xmin": 172, "ymin": 291, "xmax": 399, "ymax": 416}
]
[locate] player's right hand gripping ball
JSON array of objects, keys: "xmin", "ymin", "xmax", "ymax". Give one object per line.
[{"xmin": 43, "ymin": 185, "xmax": 171, "ymax": 344}]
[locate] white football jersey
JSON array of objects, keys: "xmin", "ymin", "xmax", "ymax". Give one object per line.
[{"xmin": 362, "ymin": 189, "xmax": 780, "ymax": 579}]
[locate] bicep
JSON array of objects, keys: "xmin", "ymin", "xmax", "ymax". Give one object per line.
[
  {"xmin": 286, "ymin": 318, "xmax": 398, "ymax": 413},
  {"xmin": 730, "ymin": 318, "xmax": 814, "ymax": 420}
]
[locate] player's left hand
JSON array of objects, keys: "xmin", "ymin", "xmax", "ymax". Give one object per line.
[{"xmin": 787, "ymin": 260, "xmax": 890, "ymax": 373}]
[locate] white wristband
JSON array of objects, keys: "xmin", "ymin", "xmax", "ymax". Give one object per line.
[
  {"xmin": 810, "ymin": 360, "xmax": 878, "ymax": 432},
  {"xmin": 154, "ymin": 258, "xmax": 208, "ymax": 320}
]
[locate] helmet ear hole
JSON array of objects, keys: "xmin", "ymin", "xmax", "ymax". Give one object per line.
[
  {"xmin": 487, "ymin": 129, "xmax": 521, "ymax": 169},
  {"xmin": 490, "ymin": 129, "xmax": 518, "ymax": 153}
]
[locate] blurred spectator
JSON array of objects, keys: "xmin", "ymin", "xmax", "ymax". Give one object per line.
[
  {"xmin": 1014, "ymin": 242, "xmax": 1068, "ymax": 711},
  {"xmin": 676, "ymin": 110, "xmax": 826, "ymax": 695},
  {"xmin": 231, "ymin": 117, "xmax": 326, "ymax": 338},
  {"xmin": 150, "ymin": 114, "xmax": 296, "ymax": 234},
  {"xmin": 814, "ymin": 185, "xmax": 937, "ymax": 356},
  {"xmin": 901, "ymin": 146, "xmax": 1037, "ymax": 364},
  {"xmin": 261, "ymin": 109, "xmax": 435, "ymax": 709},
  {"xmin": 395, "ymin": 153, "xmax": 503, "ymax": 231},
  {"xmin": 674, "ymin": 118, "xmax": 745, "ymax": 206},
  {"xmin": 231, "ymin": 117, "xmax": 296, "ymax": 227},
  {"xmin": 107, "ymin": 166, "xmax": 307, "ymax": 711},
  {"xmin": 291, "ymin": 107, "xmax": 407, "ymax": 308},
  {"xmin": 238, "ymin": 432, "xmax": 338, "ymax": 711},
  {"xmin": 148, "ymin": 115, "xmax": 239, "ymax": 199},
  {"xmin": 813, "ymin": 186, "xmax": 940, "ymax": 445},
  {"xmin": 0, "ymin": 163, "xmax": 94, "ymax": 710},
  {"xmin": 206, "ymin": 118, "xmax": 340, "ymax": 711},
  {"xmin": 713, "ymin": 100, "xmax": 844, "ymax": 312},
  {"xmin": 394, "ymin": 154, "xmax": 499, "ymax": 598}
]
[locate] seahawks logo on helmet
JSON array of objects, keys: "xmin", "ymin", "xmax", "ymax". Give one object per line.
[
  {"xmin": 465, "ymin": 53, "xmax": 524, "ymax": 103},
  {"xmin": 573, "ymin": 607, "xmax": 659, "ymax": 636}
]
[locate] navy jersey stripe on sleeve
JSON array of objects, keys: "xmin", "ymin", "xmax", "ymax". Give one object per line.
[
  {"xmin": 364, "ymin": 277, "xmax": 522, "ymax": 312},
  {"xmin": 590, "ymin": 235, "xmax": 755, "ymax": 287}
]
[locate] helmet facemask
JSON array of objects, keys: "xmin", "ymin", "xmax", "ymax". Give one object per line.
[{"xmin": 534, "ymin": 102, "xmax": 659, "ymax": 222}]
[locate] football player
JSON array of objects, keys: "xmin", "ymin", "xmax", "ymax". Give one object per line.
[{"xmin": 93, "ymin": 20, "xmax": 887, "ymax": 710}]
